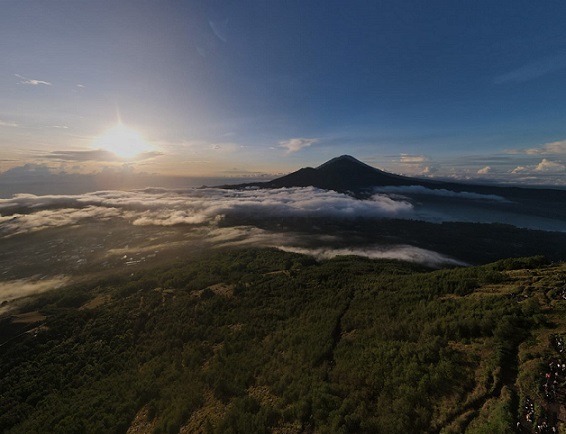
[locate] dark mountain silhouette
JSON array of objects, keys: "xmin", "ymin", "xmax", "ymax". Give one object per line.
[
  {"xmin": 266, "ymin": 155, "xmax": 419, "ymax": 191},
  {"xmin": 222, "ymin": 155, "xmax": 566, "ymax": 203},
  {"xmin": 222, "ymin": 155, "xmax": 430, "ymax": 192}
]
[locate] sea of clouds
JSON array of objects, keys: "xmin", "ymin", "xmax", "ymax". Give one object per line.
[
  {"xmin": 0, "ymin": 187, "xmax": 414, "ymax": 237},
  {"xmin": 0, "ymin": 186, "xmax": 561, "ymax": 266}
]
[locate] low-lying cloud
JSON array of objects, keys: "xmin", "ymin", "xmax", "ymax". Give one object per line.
[
  {"xmin": 277, "ymin": 245, "xmax": 467, "ymax": 267},
  {"xmin": 0, "ymin": 187, "xmax": 414, "ymax": 237},
  {"xmin": 373, "ymin": 185, "xmax": 509, "ymax": 202},
  {"xmin": 0, "ymin": 277, "xmax": 68, "ymax": 315},
  {"xmin": 1, "ymin": 185, "xmax": 564, "ymax": 268}
]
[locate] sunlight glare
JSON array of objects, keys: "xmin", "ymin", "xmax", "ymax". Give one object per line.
[{"xmin": 94, "ymin": 124, "xmax": 154, "ymax": 160}]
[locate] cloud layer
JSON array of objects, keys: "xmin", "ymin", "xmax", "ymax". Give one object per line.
[
  {"xmin": 0, "ymin": 187, "xmax": 413, "ymax": 237},
  {"xmin": 1, "ymin": 185, "xmax": 563, "ymax": 267}
]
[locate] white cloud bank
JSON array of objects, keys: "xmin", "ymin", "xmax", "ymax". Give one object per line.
[
  {"xmin": 277, "ymin": 245, "xmax": 467, "ymax": 267},
  {"xmin": 1, "ymin": 185, "xmax": 562, "ymax": 266},
  {"xmin": 0, "ymin": 187, "xmax": 414, "ymax": 237},
  {"xmin": 0, "ymin": 187, "xmax": 471, "ymax": 267}
]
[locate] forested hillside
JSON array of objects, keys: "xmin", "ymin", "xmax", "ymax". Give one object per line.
[{"xmin": 1, "ymin": 249, "xmax": 565, "ymax": 433}]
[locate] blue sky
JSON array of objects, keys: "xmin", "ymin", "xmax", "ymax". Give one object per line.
[{"xmin": 1, "ymin": 0, "xmax": 566, "ymax": 186}]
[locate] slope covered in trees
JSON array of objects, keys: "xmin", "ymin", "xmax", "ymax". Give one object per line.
[{"xmin": 0, "ymin": 249, "xmax": 565, "ymax": 433}]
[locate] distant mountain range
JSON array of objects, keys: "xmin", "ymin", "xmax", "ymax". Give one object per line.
[{"xmin": 223, "ymin": 155, "xmax": 566, "ymax": 202}]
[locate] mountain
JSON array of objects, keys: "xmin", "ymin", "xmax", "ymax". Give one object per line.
[
  {"xmin": 265, "ymin": 155, "xmax": 419, "ymax": 192},
  {"xmin": 231, "ymin": 155, "xmax": 419, "ymax": 192},
  {"xmin": 223, "ymin": 155, "xmax": 566, "ymax": 202}
]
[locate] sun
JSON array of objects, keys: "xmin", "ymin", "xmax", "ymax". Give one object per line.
[{"xmin": 94, "ymin": 124, "xmax": 155, "ymax": 160}]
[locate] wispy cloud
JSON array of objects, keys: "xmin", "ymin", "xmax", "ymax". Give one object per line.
[
  {"xmin": 0, "ymin": 277, "xmax": 68, "ymax": 315},
  {"xmin": 0, "ymin": 120, "xmax": 18, "ymax": 127},
  {"xmin": 400, "ymin": 154, "xmax": 428, "ymax": 164},
  {"xmin": 373, "ymin": 185, "xmax": 509, "ymax": 202},
  {"xmin": 42, "ymin": 149, "xmax": 163, "ymax": 162},
  {"xmin": 279, "ymin": 138, "xmax": 318, "ymax": 154},
  {"xmin": 494, "ymin": 53, "xmax": 566, "ymax": 84},
  {"xmin": 277, "ymin": 245, "xmax": 466, "ymax": 267},
  {"xmin": 15, "ymin": 74, "xmax": 52, "ymax": 86}
]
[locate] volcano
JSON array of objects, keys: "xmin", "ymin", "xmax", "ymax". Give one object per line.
[{"xmin": 221, "ymin": 155, "xmax": 566, "ymax": 210}]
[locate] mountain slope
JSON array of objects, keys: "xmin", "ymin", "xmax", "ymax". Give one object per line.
[
  {"xmin": 263, "ymin": 155, "xmax": 420, "ymax": 191},
  {"xmin": 1, "ymin": 249, "xmax": 564, "ymax": 433}
]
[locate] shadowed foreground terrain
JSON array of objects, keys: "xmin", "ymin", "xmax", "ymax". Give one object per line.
[{"xmin": 1, "ymin": 248, "xmax": 565, "ymax": 433}]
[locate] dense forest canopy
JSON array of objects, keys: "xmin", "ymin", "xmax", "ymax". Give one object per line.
[{"xmin": 1, "ymin": 248, "xmax": 565, "ymax": 433}]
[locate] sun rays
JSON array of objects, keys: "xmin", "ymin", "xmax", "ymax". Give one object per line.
[{"xmin": 93, "ymin": 123, "xmax": 155, "ymax": 160}]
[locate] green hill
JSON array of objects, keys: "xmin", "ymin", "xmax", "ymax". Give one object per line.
[{"xmin": 1, "ymin": 248, "xmax": 565, "ymax": 433}]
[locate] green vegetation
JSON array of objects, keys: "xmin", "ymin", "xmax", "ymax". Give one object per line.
[{"xmin": 1, "ymin": 248, "xmax": 565, "ymax": 433}]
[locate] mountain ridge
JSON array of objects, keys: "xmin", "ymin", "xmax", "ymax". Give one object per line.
[{"xmin": 220, "ymin": 155, "xmax": 566, "ymax": 202}]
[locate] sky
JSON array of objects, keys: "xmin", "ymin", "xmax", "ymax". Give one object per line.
[{"xmin": 2, "ymin": 0, "xmax": 566, "ymax": 189}]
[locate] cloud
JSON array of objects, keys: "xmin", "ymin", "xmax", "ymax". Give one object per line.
[
  {"xmin": 0, "ymin": 120, "xmax": 18, "ymax": 127},
  {"xmin": 0, "ymin": 187, "xmax": 414, "ymax": 237},
  {"xmin": 1, "ymin": 186, "xmax": 564, "ymax": 266},
  {"xmin": 509, "ymin": 159, "xmax": 566, "ymax": 174},
  {"xmin": 43, "ymin": 149, "xmax": 163, "ymax": 162},
  {"xmin": 524, "ymin": 140, "xmax": 566, "ymax": 155},
  {"xmin": 0, "ymin": 277, "xmax": 68, "ymax": 314},
  {"xmin": 0, "ymin": 163, "xmax": 54, "ymax": 178},
  {"xmin": 43, "ymin": 150, "xmax": 121, "ymax": 162},
  {"xmin": 511, "ymin": 166, "xmax": 528, "ymax": 174},
  {"xmin": 494, "ymin": 53, "xmax": 566, "ymax": 84},
  {"xmin": 400, "ymin": 154, "xmax": 428, "ymax": 164},
  {"xmin": 477, "ymin": 166, "xmax": 491, "ymax": 175},
  {"xmin": 15, "ymin": 74, "xmax": 52, "ymax": 86},
  {"xmin": 209, "ymin": 19, "xmax": 228, "ymax": 43},
  {"xmin": 276, "ymin": 245, "xmax": 466, "ymax": 268},
  {"xmin": 373, "ymin": 185, "xmax": 509, "ymax": 202},
  {"xmin": 0, "ymin": 206, "xmax": 123, "ymax": 237},
  {"xmin": 422, "ymin": 166, "xmax": 439, "ymax": 175},
  {"xmin": 279, "ymin": 138, "xmax": 318, "ymax": 153},
  {"xmin": 534, "ymin": 159, "xmax": 566, "ymax": 172}
]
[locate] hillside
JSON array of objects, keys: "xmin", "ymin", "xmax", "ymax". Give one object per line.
[{"xmin": 1, "ymin": 248, "xmax": 565, "ymax": 433}]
